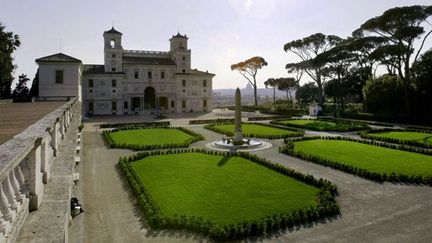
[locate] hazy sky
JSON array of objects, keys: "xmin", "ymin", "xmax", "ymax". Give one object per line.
[{"xmin": 1, "ymin": 0, "xmax": 431, "ymax": 89}]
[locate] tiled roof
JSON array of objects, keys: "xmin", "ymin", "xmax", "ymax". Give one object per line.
[
  {"xmin": 36, "ymin": 53, "xmax": 81, "ymax": 63},
  {"xmin": 83, "ymin": 65, "xmax": 123, "ymax": 74},
  {"xmin": 122, "ymin": 56, "xmax": 176, "ymax": 65},
  {"xmin": 104, "ymin": 27, "xmax": 122, "ymax": 35},
  {"xmin": 176, "ymin": 69, "xmax": 215, "ymax": 76}
]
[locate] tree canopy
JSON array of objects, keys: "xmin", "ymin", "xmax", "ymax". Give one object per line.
[
  {"xmin": 231, "ymin": 56, "xmax": 267, "ymax": 106},
  {"xmin": 0, "ymin": 22, "xmax": 21, "ymax": 99}
]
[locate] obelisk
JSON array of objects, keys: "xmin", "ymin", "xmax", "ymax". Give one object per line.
[{"xmin": 234, "ymin": 87, "xmax": 243, "ymax": 143}]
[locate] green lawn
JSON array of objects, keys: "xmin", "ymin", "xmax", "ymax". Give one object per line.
[
  {"xmin": 210, "ymin": 123, "xmax": 299, "ymax": 137},
  {"xmin": 368, "ymin": 131, "xmax": 432, "ymax": 145},
  {"xmin": 275, "ymin": 119, "xmax": 368, "ymax": 131},
  {"xmin": 293, "ymin": 139, "xmax": 432, "ymax": 177},
  {"xmin": 108, "ymin": 128, "xmax": 194, "ymax": 146},
  {"xmin": 131, "ymin": 153, "xmax": 320, "ymax": 226}
]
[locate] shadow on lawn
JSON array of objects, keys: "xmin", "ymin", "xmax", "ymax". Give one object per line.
[{"xmin": 217, "ymin": 156, "xmax": 231, "ymax": 167}]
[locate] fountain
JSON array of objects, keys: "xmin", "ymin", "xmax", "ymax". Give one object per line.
[{"xmin": 207, "ymin": 88, "xmax": 271, "ymax": 152}]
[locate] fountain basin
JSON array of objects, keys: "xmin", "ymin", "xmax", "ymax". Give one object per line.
[{"xmin": 207, "ymin": 138, "xmax": 272, "ymax": 152}]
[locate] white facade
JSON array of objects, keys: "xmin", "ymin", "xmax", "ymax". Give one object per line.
[{"xmin": 36, "ymin": 27, "xmax": 215, "ymax": 115}]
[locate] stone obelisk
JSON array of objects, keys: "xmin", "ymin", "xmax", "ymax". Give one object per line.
[{"xmin": 234, "ymin": 87, "xmax": 243, "ymax": 143}]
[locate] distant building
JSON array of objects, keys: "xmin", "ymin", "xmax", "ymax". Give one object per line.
[{"xmin": 36, "ymin": 27, "xmax": 215, "ymax": 115}]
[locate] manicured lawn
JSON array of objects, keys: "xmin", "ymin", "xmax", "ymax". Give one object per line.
[
  {"xmin": 274, "ymin": 119, "xmax": 368, "ymax": 131},
  {"xmin": 368, "ymin": 131, "xmax": 432, "ymax": 145},
  {"xmin": 108, "ymin": 128, "xmax": 194, "ymax": 146},
  {"xmin": 293, "ymin": 139, "xmax": 432, "ymax": 177},
  {"xmin": 209, "ymin": 123, "xmax": 300, "ymax": 137},
  {"xmin": 131, "ymin": 153, "xmax": 320, "ymax": 225}
]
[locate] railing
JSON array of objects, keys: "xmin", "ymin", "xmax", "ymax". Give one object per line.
[
  {"xmin": 123, "ymin": 49, "xmax": 169, "ymax": 55},
  {"xmin": 0, "ymin": 97, "xmax": 80, "ymax": 242}
]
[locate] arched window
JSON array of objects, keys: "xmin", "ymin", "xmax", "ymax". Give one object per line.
[{"xmin": 110, "ymin": 39, "xmax": 116, "ymax": 48}]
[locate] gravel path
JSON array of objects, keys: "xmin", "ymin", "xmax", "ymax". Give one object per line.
[{"xmin": 70, "ymin": 121, "xmax": 432, "ymax": 243}]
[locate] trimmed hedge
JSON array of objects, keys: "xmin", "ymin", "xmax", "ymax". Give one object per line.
[
  {"xmin": 358, "ymin": 129, "xmax": 432, "ymax": 149},
  {"xmin": 247, "ymin": 115, "xmax": 291, "ymax": 121},
  {"xmin": 280, "ymin": 136, "xmax": 432, "ymax": 185},
  {"xmin": 118, "ymin": 148, "xmax": 339, "ymax": 240},
  {"xmin": 204, "ymin": 122, "xmax": 304, "ymax": 139},
  {"xmin": 322, "ymin": 117, "xmax": 394, "ymax": 128},
  {"xmin": 189, "ymin": 118, "xmax": 235, "ymax": 125},
  {"xmin": 100, "ymin": 121, "xmax": 170, "ymax": 128},
  {"xmin": 271, "ymin": 118, "xmax": 370, "ymax": 132},
  {"xmin": 102, "ymin": 126, "xmax": 204, "ymax": 151}
]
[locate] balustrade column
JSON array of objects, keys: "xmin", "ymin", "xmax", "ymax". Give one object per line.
[
  {"xmin": 27, "ymin": 138, "xmax": 44, "ymax": 211},
  {"xmin": 10, "ymin": 170, "xmax": 24, "ymax": 204},
  {"xmin": 3, "ymin": 175, "xmax": 19, "ymax": 212}
]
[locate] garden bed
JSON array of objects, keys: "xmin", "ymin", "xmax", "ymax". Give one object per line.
[
  {"xmin": 119, "ymin": 149, "xmax": 339, "ymax": 240},
  {"xmin": 359, "ymin": 129, "xmax": 432, "ymax": 148},
  {"xmin": 103, "ymin": 126, "xmax": 203, "ymax": 150},
  {"xmin": 280, "ymin": 136, "xmax": 432, "ymax": 185},
  {"xmin": 271, "ymin": 118, "xmax": 369, "ymax": 132},
  {"xmin": 204, "ymin": 122, "xmax": 304, "ymax": 139}
]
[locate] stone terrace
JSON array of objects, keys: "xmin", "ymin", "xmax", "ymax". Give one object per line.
[{"xmin": 0, "ymin": 101, "xmax": 65, "ymax": 145}]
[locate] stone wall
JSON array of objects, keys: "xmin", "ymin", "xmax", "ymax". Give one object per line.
[{"xmin": 0, "ymin": 97, "xmax": 81, "ymax": 242}]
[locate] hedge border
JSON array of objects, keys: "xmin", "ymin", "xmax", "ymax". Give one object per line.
[
  {"xmin": 280, "ymin": 136, "xmax": 432, "ymax": 186},
  {"xmin": 247, "ymin": 115, "xmax": 291, "ymax": 121},
  {"xmin": 102, "ymin": 126, "xmax": 204, "ymax": 151},
  {"xmin": 270, "ymin": 118, "xmax": 370, "ymax": 132},
  {"xmin": 100, "ymin": 121, "xmax": 170, "ymax": 128},
  {"xmin": 204, "ymin": 122, "xmax": 304, "ymax": 139},
  {"xmin": 189, "ymin": 118, "xmax": 235, "ymax": 125},
  {"xmin": 118, "ymin": 148, "xmax": 339, "ymax": 241},
  {"xmin": 358, "ymin": 129, "xmax": 432, "ymax": 149}
]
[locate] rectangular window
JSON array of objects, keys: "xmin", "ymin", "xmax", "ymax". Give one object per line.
[
  {"xmin": 203, "ymin": 79, "xmax": 207, "ymax": 87},
  {"xmin": 112, "ymin": 102, "xmax": 117, "ymax": 111},
  {"xmin": 182, "ymin": 79, "xmax": 186, "ymax": 87},
  {"xmin": 88, "ymin": 102, "xmax": 94, "ymax": 112},
  {"xmin": 112, "ymin": 53, "xmax": 116, "ymax": 58},
  {"xmin": 55, "ymin": 70, "xmax": 64, "ymax": 84},
  {"xmin": 182, "ymin": 100, "xmax": 186, "ymax": 109},
  {"xmin": 182, "ymin": 69, "xmax": 186, "ymax": 73},
  {"xmin": 170, "ymin": 100, "xmax": 175, "ymax": 108},
  {"xmin": 88, "ymin": 79, "xmax": 94, "ymax": 88},
  {"xmin": 134, "ymin": 71, "xmax": 139, "ymax": 79},
  {"xmin": 203, "ymin": 100, "xmax": 207, "ymax": 108},
  {"xmin": 112, "ymin": 79, "xmax": 117, "ymax": 87},
  {"xmin": 148, "ymin": 71, "xmax": 152, "ymax": 79},
  {"xmin": 182, "ymin": 56, "xmax": 186, "ymax": 61},
  {"xmin": 112, "ymin": 67, "xmax": 116, "ymax": 72},
  {"xmin": 161, "ymin": 71, "xmax": 165, "ymax": 79},
  {"xmin": 124, "ymin": 101, "xmax": 128, "ymax": 109}
]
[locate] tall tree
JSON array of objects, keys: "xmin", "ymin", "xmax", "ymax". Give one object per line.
[
  {"xmin": 296, "ymin": 82, "xmax": 320, "ymax": 107},
  {"xmin": 264, "ymin": 78, "xmax": 278, "ymax": 104},
  {"xmin": 284, "ymin": 33, "xmax": 342, "ymax": 106},
  {"xmin": 231, "ymin": 56, "xmax": 268, "ymax": 106},
  {"xmin": 0, "ymin": 22, "xmax": 20, "ymax": 99},
  {"xmin": 276, "ymin": 77, "xmax": 297, "ymax": 102},
  {"xmin": 356, "ymin": 5, "xmax": 432, "ymax": 115},
  {"xmin": 12, "ymin": 74, "xmax": 30, "ymax": 102}
]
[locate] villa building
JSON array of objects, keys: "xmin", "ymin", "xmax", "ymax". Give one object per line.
[{"xmin": 35, "ymin": 27, "xmax": 215, "ymax": 115}]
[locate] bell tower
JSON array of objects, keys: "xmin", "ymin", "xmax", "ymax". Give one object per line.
[
  {"xmin": 103, "ymin": 27, "xmax": 123, "ymax": 72},
  {"xmin": 169, "ymin": 33, "xmax": 191, "ymax": 73}
]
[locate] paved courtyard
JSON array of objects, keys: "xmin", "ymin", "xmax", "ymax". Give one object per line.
[
  {"xmin": 0, "ymin": 101, "xmax": 65, "ymax": 144},
  {"xmin": 70, "ymin": 111, "xmax": 432, "ymax": 242}
]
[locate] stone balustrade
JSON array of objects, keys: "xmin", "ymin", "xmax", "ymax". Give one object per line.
[{"xmin": 0, "ymin": 97, "xmax": 80, "ymax": 243}]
